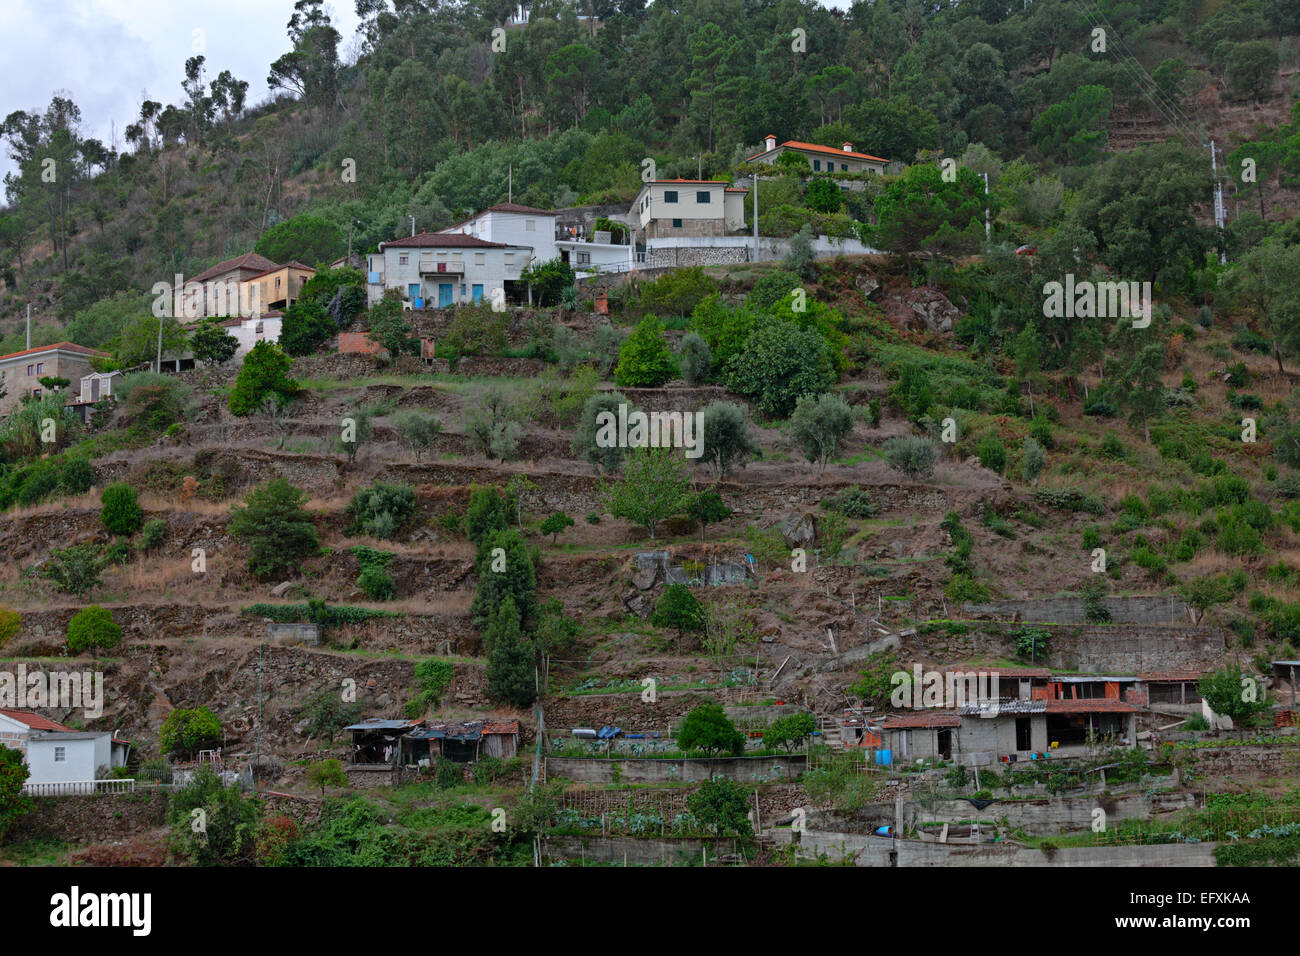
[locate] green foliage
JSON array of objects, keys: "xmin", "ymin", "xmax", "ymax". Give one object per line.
[
  {"xmin": 470, "ymin": 528, "xmax": 536, "ymax": 625},
  {"xmin": 651, "ymin": 583, "xmax": 706, "ymax": 636},
  {"xmin": 167, "ymin": 765, "xmax": 260, "ymax": 866},
  {"xmin": 0, "ymin": 745, "xmax": 31, "ymax": 842},
  {"xmin": 160, "ymin": 707, "xmax": 222, "ymax": 758},
  {"xmin": 848, "ymin": 651, "xmax": 900, "ymax": 707},
  {"xmin": 1198, "ymin": 669, "xmax": 1268, "ymax": 720},
  {"xmin": 700, "ymin": 400, "xmax": 758, "ymax": 477},
  {"xmin": 520, "ymin": 258, "xmax": 575, "ymax": 307},
  {"xmin": 391, "ymin": 410, "xmax": 442, "ymax": 461},
  {"xmin": 41, "ymin": 544, "xmax": 104, "ymax": 597},
  {"xmin": 346, "ymin": 481, "xmax": 416, "ymax": 540},
  {"xmin": 977, "ymin": 436, "xmax": 1006, "ymax": 474},
  {"xmin": 228, "ymin": 478, "xmax": 320, "ymax": 579},
  {"xmin": 867, "ymin": 162, "xmax": 986, "ymax": 258},
  {"xmin": 99, "ymin": 482, "xmax": 142, "ymax": 535},
  {"xmin": 412, "ymin": 658, "xmax": 455, "ymax": 712},
  {"xmin": 883, "ymin": 435, "xmax": 938, "ymax": 480},
  {"xmin": 604, "ymin": 447, "xmax": 690, "ymax": 540},
  {"xmin": 229, "ymin": 341, "xmax": 297, "ymax": 416},
  {"xmin": 66, "ymin": 605, "xmax": 121, "ymax": 655},
  {"xmin": 540, "ymin": 511, "xmax": 574, "ymax": 543},
  {"xmin": 686, "ymin": 779, "xmax": 753, "ymax": 838},
  {"xmin": 464, "ymin": 486, "xmax": 508, "ymax": 546},
  {"xmin": 358, "ymin": 565, "xmax": 395, "ymax": 600},
  {"xmin": 139, "ymin": 517, "xmax": 166, "ymax": 551},
  {"xmin": 367, "ymin": 293, "xmax": 417, "ymax": 356},
  {"xmin": 614, "ymin": 315, "xmax": 677, "ymax": 387},
  {"xmin": 0, "ymin": 605, "xmax": 19, "ymax": 648},
  {"xmin": 639, "ymin": 267, "xmax": 718, "ymax": 317},
  {"xmin": 306, "ymin": 759, "xmax": 348, "ymax": 796},
  {"xmin": 1081, "ymin": 579, "xmax": 1111, "ymax": 623},
  {"xmin": 1014, "ymin": 626, "xmax": 1050, "ymax": 661},
  {"xmin": 748, "ymin": 271, "xmax": 803, "ymax": 313},
  {"xmin": 484, "ymin": 596, "xmax": 536, "ymax": 708},
  {"xmin": 253, "ymin": 213, "xmax": 344, "ymax": 265},
  {"xmin": 762, "ymin": 712, "xmax": 817, "ymax": 753},
  {"xmin": 687, "ymin": 488, "xmax": 731, "ymax": 540},
  {"xmin": 279, "ymin": 299, "xmax": 335, "ymax": 356},
  {"xmin": 790, "ymin": 392, "xmax": 854, "ymax": 476},
  {"xmin": 823, "ymin": 486, "xmax": 879, "ymax": 518},
  {"xmin": 725, "ymin": 320, "xmax": 836, "ymax": 418},
  {"xmin": 676, "ymin": 331, "xmax": 712, "ymax": 385},
  {"xmin": 676, "ymin": 703, "xmax": 744, "ymax": 756},
  {"xmin": 299, "ymin": 688, "xmax": 362, "ymax": 741},
  {"xmin": 691, "ymin": 295, "xmax": 757, "ymax": 372},
  {"xmin": 190, "ymin": 319, "xmax": 240, "ymax": 366}
]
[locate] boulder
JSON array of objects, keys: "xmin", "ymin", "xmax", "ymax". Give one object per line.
[
  {"xmin": 906, "ymin": 288, "xmax": 960, "ymax": 333},
  {"xmin": 779, "ymin": 513, "xmax": 816, "ymax": 549},
  {"xmin": 856, "ymin": 274, "xmax": 881, "ymax": 299}
]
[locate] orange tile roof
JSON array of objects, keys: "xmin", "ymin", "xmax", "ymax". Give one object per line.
[
  {"xmin": 0, "ymin": 342, "xmax": 105, "ymax": 362},
  {"xmin": 880, "ymin": 712, "xmax": 961, "ymax": 729},
  {"xmin": 746, "ymin": 139, "xmax": 888, "ymax": 164},
  {"xmin": 1045, "ymin": 699, "xmax": 1138, "ymax": 715},
  {"xmin": 0, "ymin": 709, "xmax": 75, "ymax": 732},
  {"xmin": 190, "ymin": 252, "xmax": 280, "ymax": 284}
]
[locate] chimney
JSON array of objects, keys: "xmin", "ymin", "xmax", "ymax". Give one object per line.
[
  {"xmin": 843, "ymin": 142, "xmax": 853, "ymax": 152},
  {"xmin": 764, "ymin": 134, "xmax": 776, "ymax": 151}
]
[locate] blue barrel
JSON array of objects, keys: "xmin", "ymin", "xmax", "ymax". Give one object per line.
[{"xmin": 875, "ymin": 749, "xmax": 892, "ymax": 766}]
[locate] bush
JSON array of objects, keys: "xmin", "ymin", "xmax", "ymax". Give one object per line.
[
  {"xmin": 748, "ymin": 269, "xmax": 803, "ymax": 312},
  {"xmin": 614, "ymin": 315, "xmax": 677, "ymax": 387},
  {"xmin": 977, "ymin": 436, "xmax": 1006, "ymax": 474},
  {"xmin": 228, "ymin": 341, "xmax": 297, "ymax": 416},
  {"xmin": 883, "ymin": 435, "xmax": 938, "ymax": 480},
  {"xmin": 41, "ymin": 544, "xmax": 105, "ymax": 597},
  {"xmin": 412, "ymin": 658, "xmax": 455, "ymax": 711},
  {"xmin": 228, "ymin": 478, "xmax": 320, "ymax": 579},
  {"xmin": 1021, "ymin": 437, "xmax": 1046, "ymax": 484},
  {"xmin": 1082, "ymin": 579, "xmax": 1111, "ymax": 623},
  {"xmin": 279, "ymin": 300, "xmax": 335, "ymax": 356},
  {"xmin": 358, "ymin": 566, "xmax": 395, "ymax": 600},
  {"xmin": 65, "ymin": 605, "xmax": 121, "ymax": 655},
  {"xmin": 100, "ymin": 483, "xmax": 142, "ymax": 536},
  {"xmin": 346, "ymin": 481, "xmax": 417, "ymax": 540},
  {"xmin": 724, "ymin": 320, "xmax": 836, "ymax": 418},
  {"xmin": 470, "ymin": 528, "xmax": 536, "ymax": 625},
  {"xmin": 676, "ymin": 332, "xmax": 712, "ymax": 385},
  {"xmin": 0, "ymin": 605, "xmax": 19, "ymax": 648},
  {"xmin": 139, "ymin": 518, "xmax": 166, "ymax": 551},
  {"xmin": 160, "ymin": 707, "xmax": 222, "ymax": 757},
  {"xmin": 676, "ymin": 703, "xmax": 744, "ymax": 756},
  {"xmin": 540, "ymin": 511, "xmax": 574, "ymax": 543},
  {"xmin": 464, "ymin": 485, "xmax": 509, "ymax": 546},
  {"xmin": 639, "ymin": 267, "xmax": 718, "ymax": 316},
  {"xmin": 483, "ymin": 596, "xmax": 536, "ymax": 708},
  {"xmin": 824, "ymin": 486, "xmax": 879, "ymax": 518},
  {"xmin": 790, "ymin": 392, "xmax": 854, "ymax": 476},
  {"xmin": 700, "ymin": 401, "xmax": 759, "ymax": 476},
  {"xmin": 651, "ymin": 583, "xmax": 706, "ymax": 636},
  {"xmin": 391, "ymin": 411, "xmax": 442, "ymax": 461}
]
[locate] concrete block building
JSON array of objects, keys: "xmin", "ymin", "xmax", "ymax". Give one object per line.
[
  {"xmin": 0, "ymin": 342, "xmax": 105, "ymax": 415},
  {"xmin": 366, "ymin": 233, "xmax": 533, "ymax": 308}
]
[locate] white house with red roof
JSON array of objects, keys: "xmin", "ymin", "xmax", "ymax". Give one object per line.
[
  {"xmin": 0, "ymin": 709, "xmax": 131, "ymax": 795},
  {"xmin": 365, "ymin": 232, "xmax": 533, "ymax": 308},
  {"xmin": 746, "ymin": 135, "xmax": 888, "ymax": 176},
  {"xmin": 630, "ymin": 179, "xmax": 749, "ymax": 242},
  {"xmin": 439, "ymin": 202, "xmax": 558, "ymax": 269}
]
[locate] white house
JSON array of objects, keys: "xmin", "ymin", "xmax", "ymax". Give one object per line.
[
  {"xmin": 0, "ymin": 709, "xmax": 130, "ymax": 795},
  {"xmin": 366, "ymin": 233, "xmax": 533, "ymax": 308},
  {"xmin": 77, "ymin": 369, "xmax": 122, "ymax": 404},
  {"xmin": 630, "ymin": 179, "xmax": 749, "ymax": 242},
  {"xmin": 439, "ymin": 202, "xmax": 558, "ymax": 270},
  {"xmin": 746, "ymin": 135, "xmax": 888, "ymax": 175},
  {"xmin": 555, "ymin": 237, "xmax": 636, "ymax": 277}
]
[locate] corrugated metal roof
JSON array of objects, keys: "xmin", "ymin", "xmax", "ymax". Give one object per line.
[
  {"xmin": 958, "ymin": 700, "xmax": 1046, "ymax": 716},
  {"xmin": 880, "ymin": 712, "xmax": 961, "ymax": 729},
  {"xmin": 344, "ymin": 719, "xmax": 419, "ymax": 732}
]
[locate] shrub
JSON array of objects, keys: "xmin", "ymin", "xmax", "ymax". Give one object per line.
[
  {"xmin": 104, "ymin": 540, "xmax": 132, "ymax": 565},
  {"xmin": 639, "ymin": 266, "xmax": 718, "ymax": 316},
  {"xmin": 100, "ymin": 483, "xmax": 142, "ymax": 536},
  {"xmin": 65, "ymin": 606, "xmax": 121, "ymax": 655},
  {"xmin": 470, "ymin": 528, "xmax": 536, "ymax": 625},
  {"xmin": 483, "ymin": 597, "xmax": 536, "ymax": 708},
  {"xmin": 306, "ymin": 759, "xmax": 348, "ymax": 796},
  {"xmin": 824, "ymin": 486, "xmax": 879, "ymax": 518},
  {"xmin": 464, "ymin": 485, "xmax": 509, "ymax": 547},
  {"xmin": 279, "ymin": 300, "xmax": 335, "ymax": 356},
  {"xmin": 41, "ymin": 544, "xmax": 104, "ymax": 597},
  {"xmin": 676, "ymin": 332, "xmax": 712, "ymax": 385},
  {"xmin": 1198, "ymin": 668, "xmax": 1268, "ymax": 720},
  {"xmin": 391, "ymin": 411, "xmax": 442, "ymax": 461},
  {"xmin": 160, "ymin": 707, "xmax": 222, "ymax": 758},
  {"xmin": 346, "ymin": 481, "xmax": 417, "ymax": 540},
  {"xmin": 1082, "ymin": 579, "xmax": 1111, "ymax": 623},
  {"xmin": 117, "ymin": 373, "xmax": 197, "ymax": 432},
  {"xmin": 0, "ymin": 605, "xmax": 19, "ymax": 648},
  {"xmin": 687, "ymin": 489, "xmax": 731, "ymax": 539},
  {"xmin": 358, "ymin": 566, "xmax": 396, "ymax": 600},
  {"xmin": 228, "ymin": 341, "xmax": 297, "ymax": 416},
  {"xmin": 790, "ymin": 392, "xmax": 854, "ymax": 476},
  {"xmin": 724, "ymin": 320, "xmax": 836, "ymax": 418},
  {"xmin": 651, "ymin": 583, "xmax": 706, "ymax": 636},
  {"xmin": 139, "ymin": 518, "xmax": 166, "ymax": 551},
  {"xmin": 1021, "ymin": 437, "xmax": 1046, "ymax": 484},
  {"xmin": 412, "ymin": 658, "xmax": 455, "ymax": 711},
  {"xmin": 700, "ymin": 401, "xmax": 759, "ymax": 476},
  {"xmin": 977, "ymin": 436, "xmax": 1006, "ymax": 474},
  {"xmin": 614, "ymin": 315, "xmax": 677, "ymax": 387},
  {"xmin": 574, "ymin": 391, "xmax": 635, "ymax": 474},
  {"xmin": 604, "ymin": 446, "xmax": 690, "ymax": 540},
  {"xmin": 748, "ymin": 269, "xmax": 803, "ymax": 312},
  {"xmin": 540, "ymin": 511, "xmax": 574, "ymax": 543},
  {"xmin": 677, "ymin": 703, "xmax": 744, "ymax": 756},
  {"xmin": 228, "ymin": 478, "xmax": 320, "ymax": 578},
  {"xmin": 464, "ymin": 386, "xmax": 525, "ymax": 462},
  {"xmin": 883, "ymin": 435, "xmax": 938, "ymax": 480}
]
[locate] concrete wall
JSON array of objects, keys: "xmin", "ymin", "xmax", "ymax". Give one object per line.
[
  {"xmin": 543, "ymin": 835, "xmax": 736, "ymax": 864},
  {"xmin": 26, "ymin": 736, "xmax": 107, "ymax": 784},
  {"xmin": 790, "ymin": 830, "xmax": 1218, "ymax": 866},
  {"xmin": 546, "ymin": 753, "xmax": 805, "ymax": 784},
  {"xmin": 916, "ymin": 791, "xmax": 1197, "ymax": 836}
]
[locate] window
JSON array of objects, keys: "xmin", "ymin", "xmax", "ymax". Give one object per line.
[
  {"xmin": 672, "ymin": 218, "xmax": 682, "ymax": 228},
  {"xmin": 813, "ymin": 159, "xmax": 821, "ymax": 171},
  {"xmin": 399, "ymin": 255, "xmax": 409, "ymax": 266},
  {"xmin": 54, "ymin": 746, "xmax": 65, "ymax": 762},
  {"xmin": 275, "ymin": 277, "xmax": 281, "ymax": 290},
  {"xmin": 26, "ymin": 364, "xmax": 34, "ymax": 375},
  {"xmin": 578, "ymin": 252, "xmax": 591, "ymax": 265},
  {"xmin": 475, "ymin": 253, "xmax": 485, "ymax": 266},
  {"xmin": 664, "ymin": 190, "xmax": 678, "ymax": 203},
  {"xmin": 696, "ymin": 191, "xmax": 711, "ymax": 203},
  {"xmin": 32, "ymin": 388, "xmax": 41, "ymax": 399},
  {"xmin": 505, "ymin": 253, "xmax": 514, "ymax": 265},
  {"xmin": 841, "ymin": 163, "xmax": 849, "ymax": 171},
  {"xmin": 526, "ymin": 219, "xmax": 536, "ymax": 231}
]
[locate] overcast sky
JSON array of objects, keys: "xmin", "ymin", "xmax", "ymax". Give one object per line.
[{"xmin": 0, "ymin": 0, "xmax": 854, "ymax": 183}]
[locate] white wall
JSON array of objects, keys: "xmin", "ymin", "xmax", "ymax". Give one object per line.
[
  {"xmin": 229, "ymin": 316, "xmax": 283, "ymax": 361},
  {"xmin": 367, "ymin": 246, "xmax": 527, "ymax": 306},
  {"xmin": 26, "ymin": 736, "xmax": 110, "ymax": 784},
  {"xmin": 442, "ymin": 211, "xmax": 558, "ymax": 274},
  {"xmin": 634, "ymin": 184, "xmax": 733, "ymax": 228}
]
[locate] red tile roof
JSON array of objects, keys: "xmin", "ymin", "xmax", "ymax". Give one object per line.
[
  {"xmin": 482, "ymin": 720, "xmax": 520, "ymax": 735},
  {"xmin": 190, "ymin": 252, "xmax": 280, "ymax": 284},
  {"xmin": 1045, "ymin": 699, "xmax": 1138, "ymax": 715},
  {"xmin": 880, "ymin": 712, "xmax": 961, "ymax": 729},
  {"xmin": 747, "ymin": 140, "xmax": 888, "ymax": 164},
  {"xmin": 0, "ymin": 342, "xmax": 105, "ymax": 362},
  {"xmin": 0, "ymin": 709, "xmax": 75, "ymax": 732},
  {"xmin": 379, "ymin": 232, "xmax": 511, "ymax": 250},
  {"xmin": 484, "ymin": 202, "xmax": 554, "ymax": 216},
  {"xmin": 244, "ymin": 261, "xmax": 316, "ymax": 281},
  {"xmin": 647, "ymin": 178, "xmax": 731, "ymax": 184}
]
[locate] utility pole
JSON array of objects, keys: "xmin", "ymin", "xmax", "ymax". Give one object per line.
[
  {"xmin": 982, "ymin": 172, "xmax": 990, "ymax": 242},
  {"xmin": 752, "ymin": 173, "xmax": 759, "ymax": 262},
  {"xmin": 26, "ymin": 304, "xmax": 31, "ymax": 350},
  {"xmin": 254, "ymin": 644, "xmax": 263, "ymax": 796},
  {"xmin": 155, "ymin": 310, "xmax": 164, "ymax": 374},
  {"xmin": 1210, "ymin": 140, "xmax": 1226, "ymax": 265},
  {"xmin": 410, "ymin": 215, "xmax": 416, "ymax": 237},
  {"xmin": 508, "ymin": 164, "xmax": 513, "ymax": 203}
]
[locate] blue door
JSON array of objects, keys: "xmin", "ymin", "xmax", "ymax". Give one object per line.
[
  {"xmin": 408, "ymin": 283, "xmax": 420, "ymax": 301},
  {"xmin": 471, "ymin": 284, "xmax": 484, "ymax": 304},
  {"xmin": 438, "ymin": 283, "xmax": 453, "ymax": 307}
]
